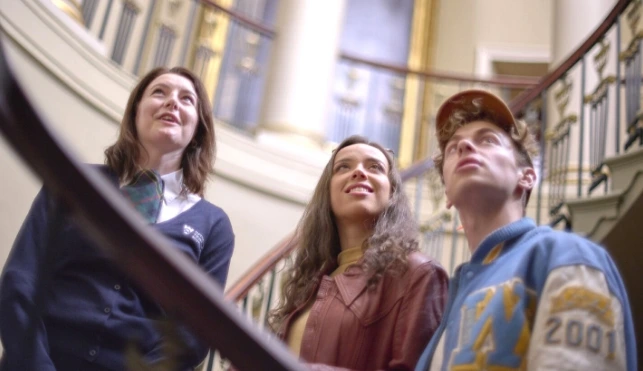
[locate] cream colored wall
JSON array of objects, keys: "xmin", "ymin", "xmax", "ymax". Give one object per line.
[
  {"xmin": 473, "ymin": 0, "xmax": 552, "ymax": 47},
  {"xmin": 433, "ymin": 0, "xmax": 552, "ymax": 74}
]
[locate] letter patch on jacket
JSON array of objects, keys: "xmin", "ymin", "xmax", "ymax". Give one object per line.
[{"xmin": 449, "ymin": 278, "xmax": 536, "ymax": 370}]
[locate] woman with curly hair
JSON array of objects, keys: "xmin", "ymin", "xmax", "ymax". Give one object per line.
[{"xmin": 269, "ymin": 135, "xmax": 448, "ymax": 370}]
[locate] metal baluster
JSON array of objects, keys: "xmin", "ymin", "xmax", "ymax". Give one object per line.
[
  {"xmin": 179, "ymin": 0, "xmax": 199, "ymax": 67},
  {"xmin": 578, "ymin": 58, "xmax": 586, "ymax": 197},
  {"xmin": 111, "ymin": 3, "xmax": 138, "ymax": 65},
  {"xmin": 590, "ymin": 104, "xmax": 597, "ymax": 172},
  {"xmin": 98, "ymin": 0, "xmax": 115, "ymax": 40},
  {"xmin": 536, "ymin": 90, "xmax": 547, "ymax": 225},
  {"xmin": 553, "ymin": 138, "xmax": 558, "ymax": 216},
  {"xmin": 133, "ymin": 0, "xmax": 157, "ymax": 75},
  {"xmin": 263, "ymin": 268, "xmax": 277, "ymax": 327},
  {"xmin": 601, "ymin": 91, "xmax": 609, "ymax": 166},
  {"xmin": 616, "ymin": 17, "xmax": 621, "ymax": 154},
  {"xmin": 81, "ymin": 0, "xmax": 99, "ymax": 29}
]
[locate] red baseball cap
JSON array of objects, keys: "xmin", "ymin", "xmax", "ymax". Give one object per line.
[{"xmin": 435, "ymin": 89, "xmax": 517, "ymax": 135}]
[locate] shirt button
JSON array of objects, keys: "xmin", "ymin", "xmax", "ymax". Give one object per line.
[
  {"xmin": 104, "ymin": 307, "xmax": 111, "ymax": 314},
  {"xmin": 114, "ymin": 284, "xmax": 121, "ymax": 291},
  {"xmin": 466, "ymin": 271, "xmax": 474, "ymax": 279},
  {"xmin": 89, "ymin": 349, "xmax": 97, "ymax": 356}
]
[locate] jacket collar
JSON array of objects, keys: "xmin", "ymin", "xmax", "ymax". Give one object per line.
[
  {"xmin": 334, "ymin": 264, "xmax": 369, "ymax": 307},
  {"xmin": 470, "ymin": 217, "xmax": 536, "ymax": 264}
]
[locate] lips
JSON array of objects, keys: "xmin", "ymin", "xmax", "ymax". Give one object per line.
[
  {"xmin": 157, "ymin": 112, "xmax": 180, "ymax": 125},
  {"xmin": 345, "ymin": 183, "xmax": 373, "ymax": 194},
  {"xmin": 456, "ymin": 157, "xmax": 482, "ymax": 170}
]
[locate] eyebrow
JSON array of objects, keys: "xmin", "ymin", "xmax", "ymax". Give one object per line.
[
  {"xmin": 446, "ymin": 127, "xmax": 503, "ymax": 145},
  {"xmin": 334, "ymin": 156, "xmax": 388, "ymax": 166},
  {"xmin": 150, "ymin": 82, "xmax": 196, "ymax": 97}
]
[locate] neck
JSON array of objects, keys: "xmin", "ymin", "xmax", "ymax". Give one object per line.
[
  {"xmin": 455, "ymin": 199, "xmax": 523, "ymax": 253},
  {"xmin": 139, "ymin": 147, "xmax": 183, "ymax": 175},
  {"xmin": 336, "ymin": 219, "xmax": 373, "ymax": 252}
]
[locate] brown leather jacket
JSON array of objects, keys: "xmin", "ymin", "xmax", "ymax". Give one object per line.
[{"xmin": 280, "ymin": 252, "xmax": 448, "ymax": 371}]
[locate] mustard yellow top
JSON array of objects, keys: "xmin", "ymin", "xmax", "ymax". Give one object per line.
[{"xmin": 286, "ymin": 246, "xmax": 364, "ymax": 356}]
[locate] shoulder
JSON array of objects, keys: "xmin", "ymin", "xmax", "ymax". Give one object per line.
[
  {"xmin": 523, "ymin": 228, "xmax": 612, "ymax": 269},
  {"xmin": 190, "ymin": 200, "xmax": 234, "ymax": 233},
  {"xmin": 196, "ymin": 198, "xmax": 226, "ymax": 213},
  {"xmin": 405, "ymin": 251, "xmax": 448, "ymax": 278}
]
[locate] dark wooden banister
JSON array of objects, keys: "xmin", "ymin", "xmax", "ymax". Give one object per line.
[
  {"xmin": 340, "ymin": 52, "xmax": 539, "ymax": 88},
  {"xmin": 225, "ymin": 158, "xmax": 435, "ymax": 301},
  {"xmin": 198, "ymin": 0, "xmax": 539, "ymax": 89},
  {"xmin": 225, "ymin": 232, "xmax": 297, "ymax": 301},
  {"xmin": 0, "ymin": 38, "xmax": 303, "ymax": 371},
  {"xmin": 509, "ymin": 0, "xmax": 631, "ymax": 113}
]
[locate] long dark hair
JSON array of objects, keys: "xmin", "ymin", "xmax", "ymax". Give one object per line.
[
  {"xmin": 104, "ymin": 67, "xmax": 215, "ymax": 195},
  {"xmin": 269, "ymin": 135, "xmax": 419, "ymax": 332}
]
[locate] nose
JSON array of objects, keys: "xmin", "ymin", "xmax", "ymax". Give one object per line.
[
  {"xmin": 164, "ymin": 93, "xmax": 179, "ymax": 109},
  {"xmin": 457, "ymin": 138, "xmax": 475, "ymax": 155},
  {"xmin": 351, "ymin": 165, "xmax": 367, "ymax": 179}
]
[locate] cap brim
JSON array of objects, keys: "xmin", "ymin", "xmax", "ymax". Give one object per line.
[{"xmin": 435, "ymin": 89, "xmax": 516, "ymax": 134}]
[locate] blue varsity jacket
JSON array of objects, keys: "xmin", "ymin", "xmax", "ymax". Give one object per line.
[{"xmin": 415, "ymin": 218, "xmax": 636, "ymax": 371}]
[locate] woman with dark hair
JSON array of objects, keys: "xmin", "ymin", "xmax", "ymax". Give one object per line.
[
  {"xmin": 269, "ymin": 135, "xmax": 448, "ymax": 370},
  {"xmin": 0, "ymin": 67, "xmax": 234, "ymax": 371}
]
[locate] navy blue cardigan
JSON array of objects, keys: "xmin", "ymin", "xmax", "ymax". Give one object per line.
[{"xmin": 0, "ymin": 166, "xmax": 235, "ymax": 370}]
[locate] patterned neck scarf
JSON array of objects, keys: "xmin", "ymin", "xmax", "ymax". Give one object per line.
[{"xmin": 120, "ymin": 170, "xmax": 165, "ymax": 224}]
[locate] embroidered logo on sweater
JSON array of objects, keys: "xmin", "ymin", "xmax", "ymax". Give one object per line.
[{"xmin": 183, "ymin": 224, "xmax": 204, "ymax": 251}]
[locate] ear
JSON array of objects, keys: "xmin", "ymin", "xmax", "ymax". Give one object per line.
[{"xmin": 518, "ymin": 167, "xmax": 537, "ymax": 192}]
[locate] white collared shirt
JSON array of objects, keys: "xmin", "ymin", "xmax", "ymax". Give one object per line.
[{"xmin": 157, "ymin": 169, "xmax": 201, "ymax": 223}]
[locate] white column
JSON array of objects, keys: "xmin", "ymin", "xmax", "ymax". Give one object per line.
[{"xmin": 256, "ymin": 0, "xmax": 346, "ymax": 148}]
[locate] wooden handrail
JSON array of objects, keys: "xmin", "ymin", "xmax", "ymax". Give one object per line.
[
  {"xmin": 340, "ymin": 52, "xmax": 540, "ymax": 88},
  {"xmin": 198, "ymin": 1, "xmax": 539, "ymax": 90},
  {"xmin": 225, "ymin": 232, "xmax": 298, "ymax": 301},
  {"xmin": 509, "ymin": 0, "xmax": 631, "ymax": 113},
  {"xmin": 225, "ymin": 157, "xmax": 436, "ymax": 302},
  {"xmin": 0, "ymin": 37, "xmax": 303, "ymax": 371}
]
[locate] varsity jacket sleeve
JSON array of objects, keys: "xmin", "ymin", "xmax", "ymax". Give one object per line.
[
  {"xmin": 0, "ymin": 188, "xmax": 56, "ymax": 371},
  {"xmin": 526, "ymin": 236, "xmax": 636, "ymax": 371},
  {"xmin": 307, "ymin": 260, "xmax": 449, "ymax": 371}
]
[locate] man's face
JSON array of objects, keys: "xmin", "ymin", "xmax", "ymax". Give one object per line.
[{"xmin": 441, "ymin": 121, "xmax": 535, "ymax": 209}]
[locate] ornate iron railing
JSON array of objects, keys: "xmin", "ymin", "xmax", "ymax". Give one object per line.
[{"xmin": 510, "ymin": 0, "xmax": 639, "ymax": 228}]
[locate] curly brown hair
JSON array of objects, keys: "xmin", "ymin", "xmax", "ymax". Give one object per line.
[
  {"xmin": 104, "ymin": 67, "xmax": 215, "ymax": 196},
  {"xmin": 433, "ymin": 97, "xmax": 539, "ymax": 205},
  {"xmin": 268, "ymin": 135, "xmax": 419, "ymax": 332}
]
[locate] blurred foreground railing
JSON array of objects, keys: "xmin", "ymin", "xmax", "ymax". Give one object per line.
[{"xmin": 0, "ymin": 33, "xmax": 304, "ymax": 371}]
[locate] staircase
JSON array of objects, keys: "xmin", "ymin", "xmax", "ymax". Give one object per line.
[{"xmin": 1, "ymin": 0, "xmax": 642, "ymax": 369}]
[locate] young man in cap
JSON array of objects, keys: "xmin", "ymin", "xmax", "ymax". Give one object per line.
[{"xmin": 415, "ymin": 90, "xmax": 636, "ymax": 371}]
